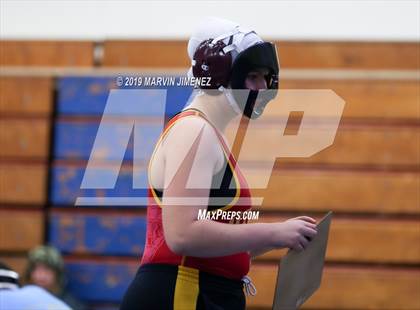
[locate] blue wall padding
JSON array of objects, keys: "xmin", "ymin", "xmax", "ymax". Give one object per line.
[
  {"xmin": 65, "ymin": 261, "xmax": 138, "ymax": 302},
  {"xmin": 54, "ymin": 121, "xmax": 163, "ymax": 161},
  {"xmin": 50, "ymin": 165, "xmax": 148, "ymax": 206},
  {"xmin": 50, "ymin": 213, "xmax": 147, "ymax": 255},
  {"xmin": 57, "ymin": 76, "xmax": 192, "ymax": 116}
]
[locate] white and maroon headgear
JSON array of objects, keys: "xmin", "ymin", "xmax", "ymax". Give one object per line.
[{"xmin": 187, "ymin": 17, "xmax": 279, "ymax": 118}]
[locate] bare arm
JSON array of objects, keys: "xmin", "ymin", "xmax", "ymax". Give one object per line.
[{"xmin": 160, "ymin": 118, "xmax": 317, "ymax": 257}]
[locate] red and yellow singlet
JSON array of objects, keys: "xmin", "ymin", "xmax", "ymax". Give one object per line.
[{"xmin": 141, "ymin": 109, "xmax": 253, "ymax": 280}]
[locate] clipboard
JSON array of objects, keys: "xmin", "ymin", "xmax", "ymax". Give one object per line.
[{"xmin": 272, "ymin": 211, "xmax": 333, "ymax": 310}]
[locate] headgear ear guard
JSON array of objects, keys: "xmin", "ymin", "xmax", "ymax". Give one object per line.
[{"xmin": 192, "ymin": 38, "xmax": 233, "ymax": 91}]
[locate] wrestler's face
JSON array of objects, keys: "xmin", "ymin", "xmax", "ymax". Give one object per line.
[
  {"xmin": 244, "ymin": 68, "xmax": 269, "ymax": 91},
  {"xmin": 244, "ymin": 68, "xmax": 269, "ymax": 117}
]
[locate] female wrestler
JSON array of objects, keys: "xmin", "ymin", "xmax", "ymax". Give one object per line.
[{"xmin": 120, "ymin": 17, "xmax": 317, "ymax": 310}]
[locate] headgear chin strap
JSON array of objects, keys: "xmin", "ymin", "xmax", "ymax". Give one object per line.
[{"xmin": 218, "ymin": 86, "xmax": 242, "ymax": 115}]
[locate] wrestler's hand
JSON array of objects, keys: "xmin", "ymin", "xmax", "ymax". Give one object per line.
[{"xmin": 270, "ymin": 216, "xmax": 318, "ymax": 252}]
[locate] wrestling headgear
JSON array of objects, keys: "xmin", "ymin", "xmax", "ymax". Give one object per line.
[
  {"xmin": 192, "ymin": 38, "xmax": 232, "ymax": 90},
  {"xmin": 188, "ymin": 17, "xmax": 279, "ymax": 119}
]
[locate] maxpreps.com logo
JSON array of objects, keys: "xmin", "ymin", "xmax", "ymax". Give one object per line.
[{"xmin": 76, "ymin": 85, "xmax": 344, "ymax": 207}]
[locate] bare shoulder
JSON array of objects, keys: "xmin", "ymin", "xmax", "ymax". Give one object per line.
[
  {"xmin": 163, "ymin": 116, "xmax": 219, "ymax": 151},
  {"xmin": 162, "ymin": 116, "xmax": 224, "ymax": 169}
]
